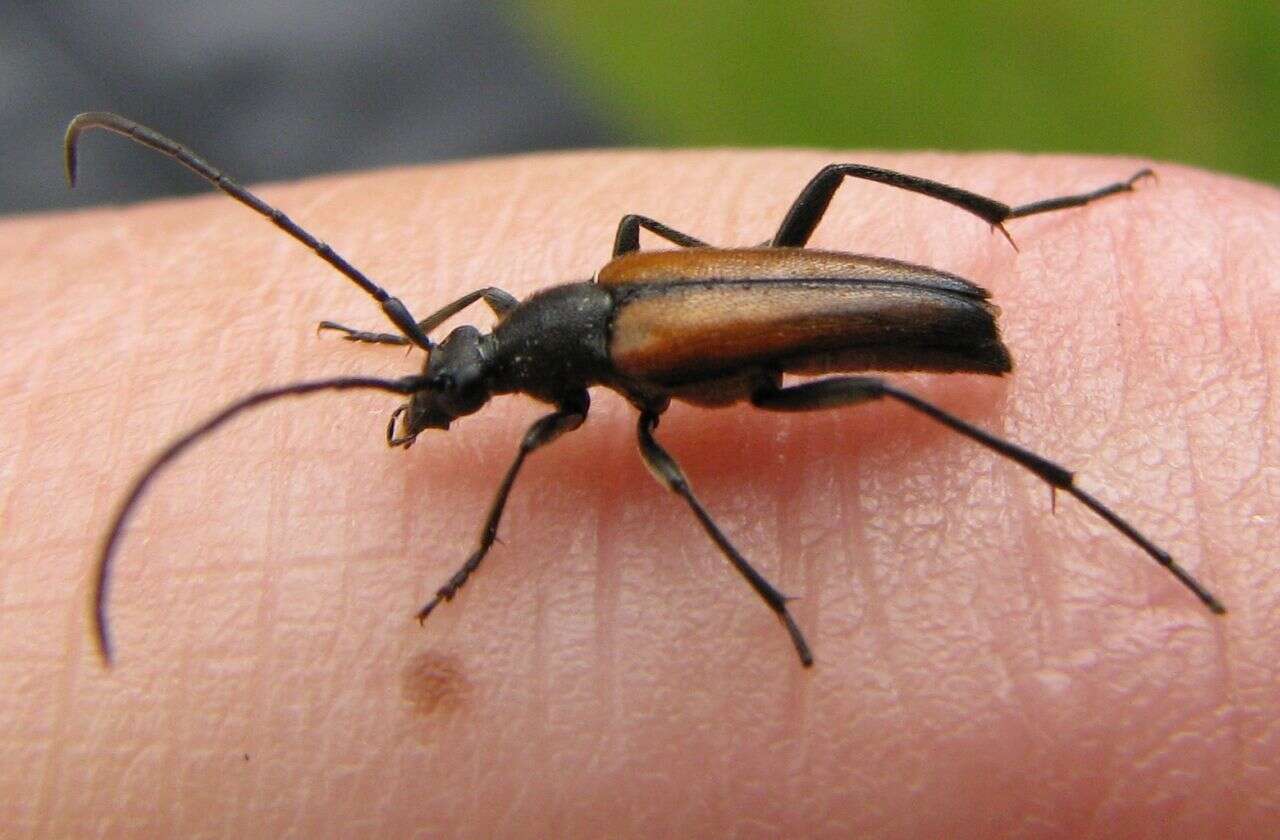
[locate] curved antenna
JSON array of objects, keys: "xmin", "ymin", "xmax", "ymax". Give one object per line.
[
  {"xmin": 93, "ymin": 374, "xmax": 427, "ymax": 666},
  {"xmin": 64, "ymin": 112, "xmax": 433, "ymax": 349}
]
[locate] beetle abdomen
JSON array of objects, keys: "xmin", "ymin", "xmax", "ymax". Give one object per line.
[{"xmin": 609, "ymin": 278, "xmax": 1011, "ymax": 384}]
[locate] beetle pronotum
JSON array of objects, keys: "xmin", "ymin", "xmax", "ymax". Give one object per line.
[{"xmin": 69, "ymin": 112, "xmax": 1225, "ymax": 668}]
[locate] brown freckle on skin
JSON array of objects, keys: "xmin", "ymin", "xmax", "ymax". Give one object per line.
[{"xmin": 401, "ymin": 652, "xmax": 471, "ymax": 718}]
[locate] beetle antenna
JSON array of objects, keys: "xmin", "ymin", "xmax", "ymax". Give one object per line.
[
  {"xmin": 93, "ymin": 374, "xmax": 427, "ymax": 667},
  {"xmin": 64, "ymin": 112, "xmax": 433, "ymax": 350}
]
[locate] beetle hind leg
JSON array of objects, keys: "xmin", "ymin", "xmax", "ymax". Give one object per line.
[
  {"xmin": 751, "ymin": 376, "xmax": 1225, "ymax": 615},
  {"xmin": 636, "ymin": 410, "xmax": 814, "ymax": 667},
  {"xmin": 317, "ymin": 321, "xmax": 411, "ymax": 345},
  {"xmin": 771, "ymin": 162, "xmax": 1155, "ymax": 249}
]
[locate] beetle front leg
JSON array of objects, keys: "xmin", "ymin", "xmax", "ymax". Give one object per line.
[
  {"xmin": 612, "ymin": 214, "xmax": 709, "ymax": 256},
  {"xmin": 416, "ymin": 397, "xmax": 587, "ymax": 622},
  {"xmin": 771, "ymin": 163, "xmax": 1154, "ymax": 249},
  {"xmin": 319, "ymin": 286, "xmax": 518, "ymax": 346},
  {"xmin": 316, "ymin": 322, "xmax": 412, "ymax": 346},
  {"xmin": 751, "ymin": 376, "xmax": 1225, "ymax": 614},
  {"xmin": 636, "ymin": 410, "xmax": 814, "ymax": 667}
]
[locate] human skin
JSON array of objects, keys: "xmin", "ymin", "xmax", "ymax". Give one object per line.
[{"xmin": 1, "ymin": 149, "xmax": 1277, "ymax": 838}]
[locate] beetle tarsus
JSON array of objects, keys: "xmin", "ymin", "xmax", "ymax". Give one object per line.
[
  {"xmin": 417, "ymin": 578, "xmax": 462, "ymax": 624},
  {"xmin": 1065, "ymin": 483, "xmax": 1225, "ymax": 614},
  {"xmin": 416, "ymin": 597, "xmax": 442, "ymax": 624},
  {"xmin": 1005, "ymin": 168, "xmax": 1157, "ymax": 220},
  {"xmin": 1163, "ymin": 557, "xmax": 1227, "ymax": 615},
  {"xmin": 780, "ymin": 612, "xmax": 815, "ymax": 668},
  {"xmin": 318, "ymin": 320, "xmax": 411, "ymax": 346},
  {"xmin": 1127, "ymin": 168, "xmax": 1156, "ymax": 187}
]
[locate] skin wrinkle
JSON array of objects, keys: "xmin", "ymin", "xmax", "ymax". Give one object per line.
[
  {"xmin": 528, "ymin": 479, "xmax": 550, "ymax": 832},
  {"xmin": 841, "ymin": 421, "xmax": 917, "ymax": 819},
  {"xmin": 843, "ymin": 427, "xmax": 884, "ymax": 602},
  {"xmin": 1089, "ymin": 224, "xmax": 1133, "ymax": 489},
  {"xmin": 1075, "ymin": 630, "xmax": 1203, "ymax": 834},
  {"xmin": 1222, "ymin": 264, "xmax": 1269, "ymax": 498},
  {"xmin": 1196, "ymin": 202, "xmax": 1251, "ymax": 825},
  {"xmin": 32, "ymin": 427, "xmax": 68, "ymax": 836},
  {"xmin": 1262, "ymin": 327, "xmax": 1278, "ymax": 525},
  {"xmin": 590, "ymin": 432, "xmax": 619, "ymax": 748},
  {"xmin": 777, "ymin": 416, "xmax": 812, "ymax": 812},
  {"xmin": 1069, "ymin": 221, "xmax": 1154, "ymax": 615},
  {"xmin": 1162, "ymin": 192, "xmax": 1228, "ymax": 622},
  {"xmin": 1121, "ymin": 220, "xmax": 1203, "ymax": 560},
  {"xmin": 35, "ymin": 332, "xmax": 139, "ymax": 836},
  {"xmin": 246, "ymin": 262, "xmax": 299, "ymax": 821},
  {"xmin": 1082, "ymin": 768, "xmax": 1128, "ymax": 839},
  {"xmin": 1182, "ymin": 407, "xmax": 1234, "ymax": 741}
]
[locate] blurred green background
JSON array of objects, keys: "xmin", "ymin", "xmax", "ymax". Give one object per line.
[{"xmin": 520, "ymin": 1, "xmax": 1278, "ymax": 183}]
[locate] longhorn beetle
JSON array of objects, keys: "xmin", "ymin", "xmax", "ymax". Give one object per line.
[{"xmin": 69, "ymin": 112, "xmax": 1225, "ymax": 668}]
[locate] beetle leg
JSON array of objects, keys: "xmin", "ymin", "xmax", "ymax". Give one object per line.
[
  {"xmin": 317, "ymin": 322, "xmax": 410, "ymax": 345},
  {"xmin": 751, "ymin": 376, "xmax": 1225, "ymax": 615},
  {"xmin": 771, "ymin": 163, "xmax": 1154, "ymax": 249},
  {"xmin": 414, "ymin": 287, "xmax": 519, "ymax": 332},
  {"xmin": 317, "ymin": 287, "xmax": 517, "ymax": 346},
  {"xmin": 636, "ymin": 410, "xmax": 814, "ymax": 667},
  {"xmin": 613, "ymin": 214, "xmax": 709, "ymax": 256},
  {"xmin": 416, "ymin": 398, "xmax": 588, "ymax": 623},
  {"xmin": 1005, "ymin": 169, "xmax": 1155, "ymax": 220}
]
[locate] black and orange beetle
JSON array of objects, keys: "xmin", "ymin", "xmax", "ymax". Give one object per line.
[{"xmin": 68, "ymin": 112, "xmax": 1225, "ymax": 667}]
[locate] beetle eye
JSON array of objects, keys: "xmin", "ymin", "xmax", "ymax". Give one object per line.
[{"xmin": 431, "ymin": 373, "xmax": 455, "ymax": 391}]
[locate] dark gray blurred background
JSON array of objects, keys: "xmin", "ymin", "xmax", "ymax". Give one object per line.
[{"xmin": 2, "ymin": 1, "xmax": 609, "ymax": 213}]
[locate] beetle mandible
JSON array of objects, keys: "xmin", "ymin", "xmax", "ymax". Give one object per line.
[{"xmin": 67, "ymin": 112, "xmax": 1225, "ymax": 667}]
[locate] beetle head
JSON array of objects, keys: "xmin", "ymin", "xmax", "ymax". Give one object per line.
[{"xmin": 388, "ymin": 325, "xmax": 492, "ymax": 447}]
